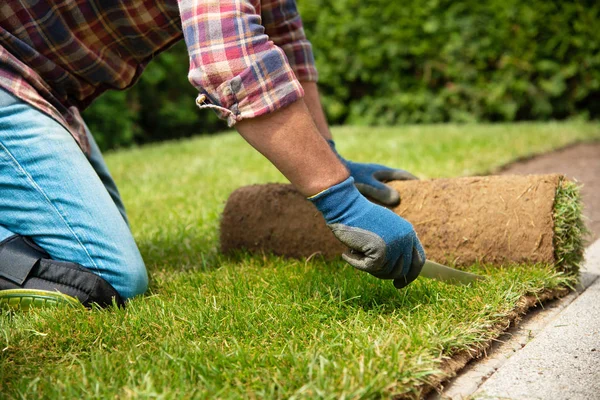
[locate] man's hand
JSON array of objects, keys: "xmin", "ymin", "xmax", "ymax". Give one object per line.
[
  {"xmin": 236, "ymin": 98, "xmax": 424, "ymax": 288},
  {"xmin": 309, "ymin": 177, "xmax": 425, "ymax": 288},
  {"xmin": 328, "ymin": 140, "xmax": 416, "ymax": 207},
  {"xmin": 300, "ymin": 82, "xmax": 417, "ymax": 207}
]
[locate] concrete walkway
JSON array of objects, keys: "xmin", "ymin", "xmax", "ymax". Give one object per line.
[{"xmin": 432, "ymin": 239, "xmax": 600, "ymax": 400}]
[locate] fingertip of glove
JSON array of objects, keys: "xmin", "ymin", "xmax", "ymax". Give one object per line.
[
  {"xmin": 385, "ymin": 190, "xmax": 401, "ymax": 207},
  {"xmin": 342, "ymin": 250, "xmax": 367, "ymax": 270},
  {"xmin": 379, "ymin": 187, "xmax": 400, "ymax": 207},
  {"xmin": 373, "ymin": 169, "xmax": 419, "ymax": 182},
  {"xmin": 393, "ymin": 247, "xmax": 425, "ymax": 289},
  {"xmin": 393, "ymin": 277, "xmax": 409, "ymax": 289},
  {"xmin": 357, "ymin": 184, "xmax": 400, "ymax": 207}
]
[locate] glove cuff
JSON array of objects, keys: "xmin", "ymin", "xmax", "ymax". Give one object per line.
[{"xmin": 308, "ymin": 177, "xmax": 366, "ymax": 224}]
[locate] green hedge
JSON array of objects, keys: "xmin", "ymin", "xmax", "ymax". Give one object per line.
[
  {"xmin": 300, "ymin": 0, "xmax": 600, "ymax": 125},
  {"xmin": 83, "ymin": 42, "xmax": 221, "ymax": 150},
  {"xmin": 84, "ymin": 0, "xmax": 600, "ymax": 149}
]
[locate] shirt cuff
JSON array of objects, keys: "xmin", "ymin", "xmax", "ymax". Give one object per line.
[{"xmin": 191, "ymin": 46, "xmax": 305, "ymax": 126}]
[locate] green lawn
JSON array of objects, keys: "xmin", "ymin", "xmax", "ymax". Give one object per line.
[{"xmin": 1, "ymin": 122, "xmax": 599, "ymax": 399}]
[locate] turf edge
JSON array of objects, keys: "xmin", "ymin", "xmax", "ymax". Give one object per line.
[
  {"xmin": 553, "ymin": 177, "xmax": 588, "ymax": 273},
  {"xmin": 411, "ymin": 286, "xmax": 570, "ymax": 399},
  {"xmin": 407, "ymin": 177, "xmax": 587, "ymax": 398}
]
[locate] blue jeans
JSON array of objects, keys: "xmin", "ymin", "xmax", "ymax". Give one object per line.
[{"xmin": 0, "ymin": 88, "xmax": 147, "ymax": 299}]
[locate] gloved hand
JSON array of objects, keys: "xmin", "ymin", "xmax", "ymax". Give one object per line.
[
  {"xmin": 328, "ymin": 140, "xmax": 416, "ymax": 206},
  {"xmin": 309, "ymin": 177, "xmax": 425, "ymax": 288}
]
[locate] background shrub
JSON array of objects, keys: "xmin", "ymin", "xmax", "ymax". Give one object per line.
[
  {"xmin": 300, "ymin": 0, "xmax": 600, "ymax": 125},
  {"xmin": 83, "ymin": 42, "xmax": 221, "ymax": 149},
  {"xmin": 84, "ymin": 0, "xmax": 600, "ymax": 150}
]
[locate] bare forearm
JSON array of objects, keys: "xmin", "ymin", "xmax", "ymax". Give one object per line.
[
  {"xmin": 301, "ymin": 81, "xmax": 332, "ymax": 141},
  {"xmin": 236, "ymin": 99, "xmax": 348, "ymax": 196}
]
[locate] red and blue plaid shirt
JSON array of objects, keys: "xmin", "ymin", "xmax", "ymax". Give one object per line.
[{"xmin": 0, "ymin": 1, "xmax": 318, "ymax": 153}]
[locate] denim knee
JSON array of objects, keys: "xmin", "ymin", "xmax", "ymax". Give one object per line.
[
  {"xmin": 103, "ymin": 243, "xmax": 148, "ymax": 301},
  {"xmin": 120, "ymin": 259, "xmax": 148, "ymax": 301}
]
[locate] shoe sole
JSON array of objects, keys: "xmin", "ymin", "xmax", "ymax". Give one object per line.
[{"xmin": 0, "ymin": 289, "xmax": 82, "ymax": 311}]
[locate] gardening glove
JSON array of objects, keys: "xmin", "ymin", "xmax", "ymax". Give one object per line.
[
  {"xmin": 309, "ymin": 177, "xmax": 426, "ymax": 289},
  {"xmin": 328, "ymin": 140, "xmax": 416, "ymax": 206}
]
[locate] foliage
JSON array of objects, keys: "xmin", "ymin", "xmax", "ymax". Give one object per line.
[
  {"xmin": 83, "ymin": 1, "xmax": 600, "ymax": 149},
  {"xmin": 298, "ymin": 0, "xmax": 600, "ymax": 125},
  {"xmin": 133, "ymin": 43, "xmax": 222, "ymax": 143},
  {"xmin": 82, "ymin": 90, "xmax": 139, "ymax": 150},
  {"xmin": 83, "ymin": 42, "xmax": 221, "ymax": 150}
]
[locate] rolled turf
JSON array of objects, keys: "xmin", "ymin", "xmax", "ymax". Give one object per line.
[{"xmin": 221, "ymin": 174, "xmax": 586, "ymax": 273}]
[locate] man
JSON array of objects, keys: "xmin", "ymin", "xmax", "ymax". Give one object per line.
[{"xmin": 0, "ymin": 1, "xmax": 425, "ymax": 309}]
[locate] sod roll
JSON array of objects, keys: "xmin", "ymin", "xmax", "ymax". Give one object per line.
[{"xmin": 220, "ymin": 174, "xmax": 585, "ymax": 272}]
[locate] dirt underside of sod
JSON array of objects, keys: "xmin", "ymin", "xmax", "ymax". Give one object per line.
[{"xmin": 222, "ymin": 175, "xmax": 565, "ymax": 268}]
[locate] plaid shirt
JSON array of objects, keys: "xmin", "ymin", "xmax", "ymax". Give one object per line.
[{"xmin": 0, "ymin": 1, "xmax": 317, "ymax": 153}]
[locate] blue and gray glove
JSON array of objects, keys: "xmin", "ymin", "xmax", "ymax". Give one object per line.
[
  {"xmin": 309, "ymin": 177, "xmax": 425, "ymax": 288},
  {"xmin": 328, "ymin": 140, "xmax": 416, "ymax": 206}
]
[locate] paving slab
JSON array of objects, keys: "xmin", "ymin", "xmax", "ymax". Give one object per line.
[
  {"xmin": 473, "ymin": 239, "xmax": 600, "ymax": 399},
  {"xmin": 430, "ymin": 239, "xmax": 600, "ymax": 400}
]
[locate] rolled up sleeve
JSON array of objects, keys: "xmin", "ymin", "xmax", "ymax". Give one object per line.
[
  {"xmin": 177, "ymin": 0, "xmax": 305, "ymax": 126},
  {"xmin": 261, "ymin": 0, "xmax": 318, "ymax": 83}
]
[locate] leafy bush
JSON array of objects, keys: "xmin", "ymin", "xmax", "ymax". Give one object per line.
[
  {"xmin": 82, "ymin": 90, "xmax": 138, "ymax": 150},
  {"xmin": 133, "ymin": 43, "xmax": 222, "ymax": 143},
  {"xmin": 83, "ymin": 42, "xmax": 221, "ymax": 150},
  {"xmin": 84, "ymin": 1, "xmax": 600, "ymax": 149},
  {"xmin": 299, "ymin": 0, "xmax": 600, "ymax": 125}
]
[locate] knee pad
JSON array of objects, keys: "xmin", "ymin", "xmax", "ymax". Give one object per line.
[{"xmin": 0, "ymin": 235, "xmax": 124, "ymax": 308}]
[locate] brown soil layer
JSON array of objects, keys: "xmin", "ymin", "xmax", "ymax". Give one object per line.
[
  {"xmin": 221, "ymin": 183, "xmax": 345, "ymax": 258},
  {"xmin": 390, "ymin": 175, "xmax": 561, "ymax": 265},
  {"xmin": 498, "ymin": 142, "xmax": 600, "ymax": 241},
  {"xmin": 221, "ymin": 175, "xmax": 563, "ymax": 266}
]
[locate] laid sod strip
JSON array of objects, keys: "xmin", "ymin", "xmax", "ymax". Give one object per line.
[
  {"xmin": 0, "ymin": 123, "xmax": 598, "ymax": 398},
  {"xmin": 221, "ymin": 174, "xmax": 585, "ymax": 272},
  {"xmin": 0, "ymin": 261, "xmax": 575, "ymax": 398}
]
